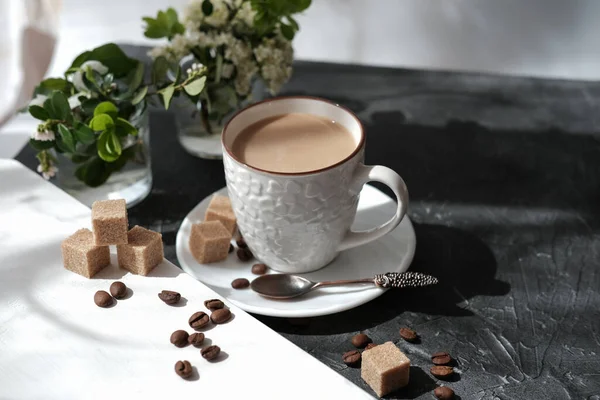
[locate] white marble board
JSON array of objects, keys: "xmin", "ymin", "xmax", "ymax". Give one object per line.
[{"xmin": 0, "ymin": 159, "xmax": 373, "ymax": 400}]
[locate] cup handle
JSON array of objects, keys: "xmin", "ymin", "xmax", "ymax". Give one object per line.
[{"xmin": 338, "ymin": 164, "xmax": 409, "ymax": 251}]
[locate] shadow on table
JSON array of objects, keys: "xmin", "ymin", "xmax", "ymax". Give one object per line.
[
  {"xmin": 384, "ymin": 366, "xmax": 437, "ymax": 399},
  {"xmin": 254, "ymin": 222, "xmax": 510, "ymax": 334}
]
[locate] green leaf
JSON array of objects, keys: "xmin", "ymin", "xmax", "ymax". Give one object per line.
[
  {"xmin": 287, "ymin": 15, "xmax": 299, "ymax": 31},
  {"xmin": 29, "ymin": 138, "xmax": 55, "ymax": 151},
  {"xmin": 143, "ymin": 19, "xmax": 169, "ymax": 39},
  {"xmin": 202, "ymin": 0, "xmax": 213, "ymax": 16},
  {"xmin": 152, "ymin": 56, "xmax": 170, "ymax": 84},
  {"xmin": 75, "ymin": 156, "xmax": 112, "ymax": 187},
  {"xmin": 175, "ymin": 65, "xmax": 182, "ymax": 85},
  {"xmin": 127, "ymin": 62, "xmax": 145, "ymax": 92},
  {"xmin": 115, "ymin": 117, "xmax": 138, "ymax": 137},
  {"xmin": 108, "ymin": 130, "xmax": 122, "ymax": 157},
  {"xmin": 131, "ymin": 86, "xmax": 148, "ymax": 105},
  {"xmin": 89, "ymin": 114, "xmax": 115, "ymax": 131},
  {"xmin": 34, "ymin": 78, "xmax": 70, "ymax": 96},
  {"xmin": 215, "ymin": 53, "xmax": 223, "ymax": 84},
  {"xmin": 73, "ymin": 122, "xmax": 96, "ymax": 144},
  {"xmin": 143, "ymin": 8, "xmax": 184, "ymax": 39},
  {"xmin": 166, "ymin": 8, "xmax": 177, "ymax": 27},
  {"xmin": 94, "ymin": 102, "xmax": 119, "ymax": 119},
  {"xmin": 160, "ymin": 84, "xmax": 176, "ymax": 109},
  {"xmin": 87, "ymin": 43, "xmax": 137, "ymax": 77},
  {"xmin": 84, "ymin": 67, "xmax": 102, "ymax": 90},
  {"xmin": 54, "ymin": 137, "xmax": 70, "ymax": 153},
  {"xmin": 29, "ymin": 105, "xmax": 50, "ymax": 121},
  {"xmin": 50, "ymin": 91, "xmax": 71, "ymax": 121},
  {"xmin": 58, "ymin": 124, "xmax": 76, "ymax": 153},
  {"xmin": 70, "ymin": 51, "xmax": 92, "ymax": 69},
  {"xmin": 280, "ymin": 23, "xmax": 295, "ymax": 40},
  {"xmin": 184, "ymin": 76, "xmax": 206, "ymax": 96},
  {"xmin": 80, "ymin": 98, "xmax": 102, "ymax": 115},
  {"xmin": 43, "ymin": 97, "xmax": 58, "ymax": 119},
  {"xmin": 97, "ymin": 129, "xmax": 121, "ymax": 162},
  {"xmin": 285, "ymin": 0, "xmax": 311, "ymax": 13}
]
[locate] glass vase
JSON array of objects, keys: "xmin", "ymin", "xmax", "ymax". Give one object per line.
[
  {"xmin": 171, "ymin": 54, "xmax": 268, "ymax": 159},
  {"xmin": 53, "ymin": 111, "xmax": 152, "ymax": 208}
]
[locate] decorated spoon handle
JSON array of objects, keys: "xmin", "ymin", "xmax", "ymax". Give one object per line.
[{"xmin": 373, "ymin": 272, "xmax": 438, "ymax": 288}]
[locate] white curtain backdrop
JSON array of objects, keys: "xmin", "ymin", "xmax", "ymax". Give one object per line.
[{"xmin": 0, "ymin": 0, "xmax": 61, "ymax": 128}]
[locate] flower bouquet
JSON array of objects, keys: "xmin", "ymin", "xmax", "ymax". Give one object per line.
[{"xmin": 143, "ymin": 0, "xmax": 310, "ymax": 157}]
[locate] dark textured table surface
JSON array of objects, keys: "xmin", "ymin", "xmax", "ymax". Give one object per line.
[{"xmin": 16, "ymin": 47, "xmax": 600, "ymax": 400}]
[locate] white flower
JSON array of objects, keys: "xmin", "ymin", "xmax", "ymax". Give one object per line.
[
  {"xmin": 234, "ymin": 1, "xmax": 256, "ymax": 27},
  {"xmin": 204, "ymin": 0, "xmax": 230, "ymax": 27},
  {"xmin": 31, "ymin": 129, "xmax": 55, "ymax": 142},
  {"xmin": 148, "ymin": 46, "xmax": 169, "ymax": 60},
  {"xmin": 183, "ymin": 0, "xmax": 204, "ymax": 26},
  {"xmin": 29, "ymin": 94, "xmax": 48, "ymax": 107},
  {"xmin": 171, "ymin": 34, "xmax": 191, "ymax": 60},
  {"xmin": 38, "ymin": 164, "xmax": 58, "ymax": 180},
  {"xmin": 72, "ymin": 61, "xmax": 109, "ymax": 92},
  {"xmin": 68, "ymin": 94, "xmax": 82, "ymax": 109},
  {"xmin": 254, "ymin": 38, "xmax": 294, "ymax": 94},
  {"xmin": 224, "ymin": 38, "xmax": 252, "ymax": 65},
  {"xmin": 234, "ymin": 59, "xmax": 258, "ymax": 96}
]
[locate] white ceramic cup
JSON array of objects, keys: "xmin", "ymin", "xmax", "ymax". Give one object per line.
[{"xmin": 222, "ymin": 96, "xmax": 409, "ymax": 273}]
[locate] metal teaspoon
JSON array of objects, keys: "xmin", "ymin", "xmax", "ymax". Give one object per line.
[{"xmin": 250, "ymin": 272, "xmax": 438, "ymax": 300}]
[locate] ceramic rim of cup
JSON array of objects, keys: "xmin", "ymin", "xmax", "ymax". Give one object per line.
[{"xmin": 221, "ymin": 95, "xmax": 366, "ymax": 176}]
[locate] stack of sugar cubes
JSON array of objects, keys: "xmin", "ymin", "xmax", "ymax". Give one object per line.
[
  {"xmin": 189, "ymin": 195, "xmax": 237, "ymax": 264},
  {"xmin": 61, "ymin": 199, "xmax": 164, "ymax": 278}
]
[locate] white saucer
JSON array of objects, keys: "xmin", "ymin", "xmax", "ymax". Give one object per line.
[{"xmin": 176, "ymin": 184, "xmax": 416, "ymax": 318}]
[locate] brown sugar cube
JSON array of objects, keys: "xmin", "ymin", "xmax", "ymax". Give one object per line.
[
  {"xmin": 189, "ymin": 221, "xmax": 231, "ymax": 264},
  {"xmin": 117, "ymin": 226, "xmax": 164, "ymax": 275},
  {"xmin": 61, "ymin": 228, "xmax": 110, "ymax": 278},
  {"xmin": 204, "ymin": 195, "xmax": 237, "ymax": 236},
  {"xmin": 361, "ymin": 341, "xmax": 410, "ymax": 397},
  {"xmin": 92, "ymin": 199, "xmax": 128, "ymax": 245}
]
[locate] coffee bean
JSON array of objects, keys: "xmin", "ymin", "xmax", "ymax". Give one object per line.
[
  {"xmin": 236, "ymin": 238, "xmax": 247, "ymax": 248},
  {"xmin": 211, "ymin": 308, "xmax": 232, "ymax": 324},
  {"xmin": 251, "ymin": 263, "xmax": 268, "ymax": 275},
  {"xmin": 228, "ymin": 243, "xmax": 234, "ymax": 253},
  {"xmin": 94, "ymin": 290, "xmax": 113, "ymax": 308},
  {"xmin": 365, "ymin": 343, "xmax": 378, "ymax": 350},
  {"xmin": 430, "ymin": 366, "xmax": 454, "ymax": 379},
  {"xmin": 236, "ymin": 248, "xmax": 253, "ymax": 261},
  {"xmin": 204, "ymin": 299, "xmax": 225, "ymax": 310},
  {"xmin": 432, "ymin": 351, "xmax": 452, "ymax": 365},
  {"xmin": 188, "ymin": 332, "xmax": 205, "ymax": 347},
  {"xmin": 351, "ymin": 333, "xmax": 372, "ymax": 348},
  {"xmin": 170, "ymin": 330, "xmax": 189, "ymax": 347},
  {"xmin": 174, "ymin": 360, "xmax": 193, "ymax": 379},
  {"xmin": 231, "ymin": 278, "xmax": 250, "ymax": 289},
  {"xmin": 434, "ymin": 386, "xmax": 455, "ymax": 399},
  {"xmin": 342, "ymin": 350, "xmax": 361, "ymax": 367},
  {"xmin": 158, "ymin": 290, "xmax": 181, "ymax": 305},
  {"xmin": 201, "ymin": 345, "xmax": 221, "ymax": 360},
  {"xmin": 399, "ymin": 327, "xmax": 418, "ymax": 342},
  {"xmin": 188, "ymin": 311, "xmax": 210, "ymax": 330},
  {"xmin": 109, "ymin": 282, "xmax": 127, "ymax": 299}
]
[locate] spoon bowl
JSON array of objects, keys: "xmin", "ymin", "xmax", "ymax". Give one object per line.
[{"xmin": 250, "ymin": 274, "xmax": 316, "ymax": 299}]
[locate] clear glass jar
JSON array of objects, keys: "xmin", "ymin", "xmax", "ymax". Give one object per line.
[{"xmin": 171, "ymin": 55, "xmax": 268, "ymax": 159}]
